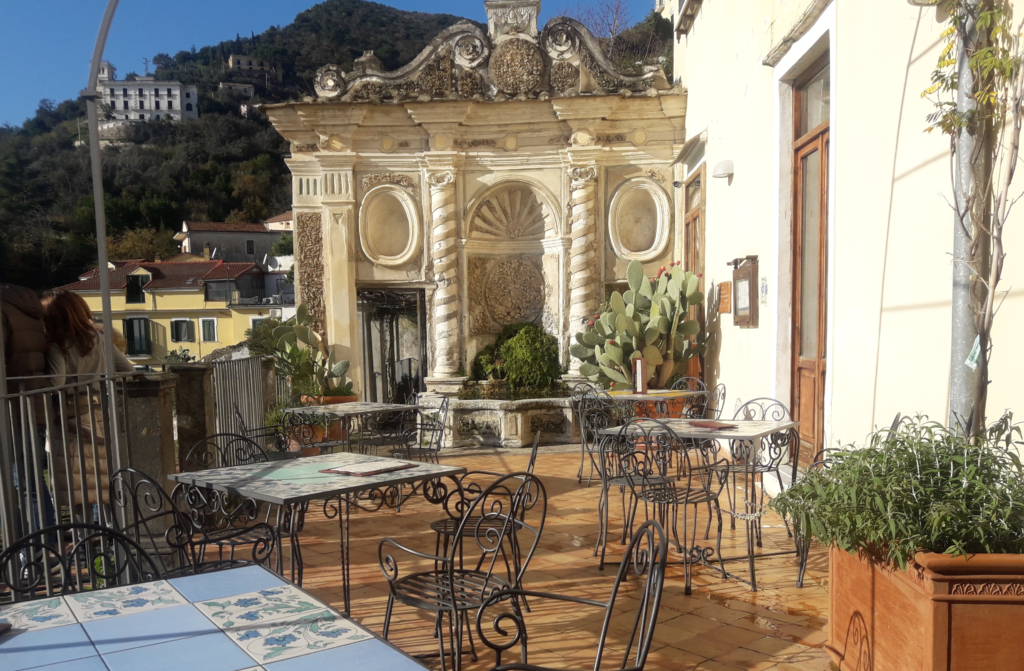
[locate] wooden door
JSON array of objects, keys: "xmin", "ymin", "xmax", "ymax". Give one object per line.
[
  {"xmin": 792, "ymin": 60, "xmax": 830, "ymax": 460},
  {"xmin": 684, "ymin": 165, "xmax": 706, "ymax": 380}
]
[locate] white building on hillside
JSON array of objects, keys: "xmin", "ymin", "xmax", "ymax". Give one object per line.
[{"xmin": 97, "ymin": 61, "xmax": 198, "ymax": 123}]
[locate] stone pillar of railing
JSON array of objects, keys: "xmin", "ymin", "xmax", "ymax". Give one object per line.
[
  {"xmin": 566, "ymin": 164, "xmax": 599, "ymax": 374},
  {"xmin": 424, "ymin": 169, "xmax": 465, "ymax": 393},
  {"xmin": 164, "ymin": 364, "xmax": 216, "ymax": 472},
  {"xmin": 123, "ymin": 373, "xmax": 178, "ymax": 485}
]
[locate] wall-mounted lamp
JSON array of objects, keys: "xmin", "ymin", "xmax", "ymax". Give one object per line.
[{"xmin": 712, "ymin": 160, "xmax": 734, "ymax": 178}]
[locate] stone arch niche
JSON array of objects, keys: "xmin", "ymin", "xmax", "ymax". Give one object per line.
[
  {"xmin": 607, "ymin": 177, "xmax": 671, "ymax": 262},
  {"xmin": 464, "ymin": 180, "xmax": 563, "ymax": 345},
  {"xmin": 358, "ymin": 184, "xmax": 421, "ymax": 267}
]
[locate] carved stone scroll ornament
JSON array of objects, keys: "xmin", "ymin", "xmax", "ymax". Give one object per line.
[
  {"xmin": 454, "ymin": 35, "xmax": 488, "ymax": 69},
  {"xmin": 295, "ymin": 212, "xmax": 326, "ymax": 337},
  {"xmin": 429, "ymin": 171, "xmax": 459, "ymax": 376},
  {"xmin": 566, "ymin": 166, "xmax": 599, "ymax": 373},
  {"xmin": 361, "ymin": 173, "xmax": 414, "ymax": 191},
  {"xmin": 314, "ymin": 64, "xmax": 345, "ymax": 99}
]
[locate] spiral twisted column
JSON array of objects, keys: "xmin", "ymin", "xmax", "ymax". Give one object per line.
[
  {"xmin": 567, "ymin": 165, "xmax": 599, "ymax": 373},
  {"xmin": 429, "ymin": 170, "xmax": 459, "ymax": 376}
]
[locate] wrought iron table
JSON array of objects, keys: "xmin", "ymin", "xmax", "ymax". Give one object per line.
[
  {"xmin": 597, "ymin": 418, "xmax": 799, "ymax": 591},
  {"xmin": 282, "ymin": 402, "xmax": 423, "ymax": 453},
  {"xmin": 0, "ymin": 564, "xmax": 428, "ymax": 671},
  {"xmin": 168, "ymin": 453, "xmax": 465, "ymax": 615}
]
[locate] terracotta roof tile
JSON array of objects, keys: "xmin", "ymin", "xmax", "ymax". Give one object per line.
[
  {"xmin": 264, "ymin": 211, "xmax": 293, "ymax": 223},
  {"xmin": 184, "ymin": 221, "xmax": 270, "ymax": 233},
  {"xmin": 60, "ymin": 260, "xmax": 260, "ymax": 292}
]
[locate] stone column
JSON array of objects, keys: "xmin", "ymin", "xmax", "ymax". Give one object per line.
[
  {"xmin": 428, "ymin": 170, "xmax": 460, "ymax": 377},
  {"xmin": 123, "ymin": 374, "xmax": 178, "ymax": 484},
  {"xmin": 567, "ymin": 165, "xmax": 599, "ymax": 373},
  {"xmin": 164, "ymin": 364, "xmax": 215, "ymax": 471}
]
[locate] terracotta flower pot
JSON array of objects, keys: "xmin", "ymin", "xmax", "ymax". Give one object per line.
[
  {"xmin": 299, "ymin": 394, "xmax": 359, "ymax": 405},
  {"xmin": 299, "ymin": 445, "xmax": 321, "ymax": 457},
  {"xmin": 828, "ymin": 546, "xmax": 1024, "ymax": 670},
  {"xmin": 287, "ymin": 424, "xmax": 325, "ymax": 452}
]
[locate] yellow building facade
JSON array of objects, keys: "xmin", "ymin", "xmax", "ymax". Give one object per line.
[{"xmin": 63, "ymin": 260, "xmax": 279, "ymax": 365}]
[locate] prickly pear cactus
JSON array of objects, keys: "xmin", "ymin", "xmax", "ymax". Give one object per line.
[{"xmin": 569, "ymin": 260, "xmax": 708, "ymax": 389}]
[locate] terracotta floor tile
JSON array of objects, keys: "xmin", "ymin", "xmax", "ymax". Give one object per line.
[{"xmin": 277, "ymin": 448, "xmax": 828, "ymax": 671}]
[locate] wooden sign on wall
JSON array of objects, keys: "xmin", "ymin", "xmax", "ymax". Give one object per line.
[{"xmin": 718, "ymin": 281, "xmax": 732, "ymax": 314}]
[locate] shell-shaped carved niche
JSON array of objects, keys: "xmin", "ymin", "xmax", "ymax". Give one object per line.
[
  {"xmin": 469, "ymin": 183, "xmax": 555, "ymax": 241},
  {"xmin": 358, "ymin": 185, "xmax": 421, "ymax": 267},
  {"xmin": 608, "ymin": 178, "xmax": 671, "ymax": 262}
]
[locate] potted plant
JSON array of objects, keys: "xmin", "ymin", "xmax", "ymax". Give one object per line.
[
  {"xmin": 273, "ymin": 304, "xmax": 355, "ymax": 405},
  {"xmin": 263, "ymin": 402, "xmax": 300, "ymax": 461},
  {"xmin": 569, "ymin": 259, "xmax": 708, "ymax": 394},
  {"xmin": 771, "ymin": 414, "xmax": 1024, "ymax": 670}
]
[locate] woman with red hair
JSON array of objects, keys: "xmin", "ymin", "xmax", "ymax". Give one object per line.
[{"xmin": 43, "ymin": 290, "xmax": 133, "ymax": 519}]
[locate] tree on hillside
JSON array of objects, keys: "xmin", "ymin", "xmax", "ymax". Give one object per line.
[{"xmin": 107, "ymin": 228, "xmax": 180, "ymax": 262}]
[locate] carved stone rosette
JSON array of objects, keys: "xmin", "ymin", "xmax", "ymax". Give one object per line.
[
  {"xmin": 567, "ymin": 166, "xmax": 598, "ymax": 372},
  {"xmin": 295, "ymin": 212, "xmax": 326, "ymax": 337},
  {"xmin": 429, "ymin": 171, "xmax": 459, "ymax": 376}
]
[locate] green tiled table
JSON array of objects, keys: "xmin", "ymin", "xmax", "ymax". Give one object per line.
[
  {"xmin": 169, "ymin": 453, "xmax": 465, "ymax": 614},
  {"xmin": 0, "ymin": 564, "xmax": 427, "ymax": 671}
]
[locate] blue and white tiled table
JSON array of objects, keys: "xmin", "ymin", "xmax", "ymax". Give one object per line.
[{"xmin": 0, "ymin": 565, "xmax": 427, "ymax": 671}]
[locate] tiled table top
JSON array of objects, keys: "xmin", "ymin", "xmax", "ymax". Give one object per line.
[
  {"xmin": 280, "ymin": 403, "xmax": 420, "ymax": 418},
  {"xmin": 168, "ymin": 453, "xmax": 466, "ymax": 506},
  {"xmin": 598, "ymin": 418, "xmax": 798, "ymax": 441},
  {"xmin": 0, "ymin": 565, "xmax": 427, "ymax": 671}
]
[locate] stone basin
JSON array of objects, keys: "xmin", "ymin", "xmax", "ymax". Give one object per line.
[{"xmin": 418, "ymin": 395, "xmax": 577, "ymax": 448}]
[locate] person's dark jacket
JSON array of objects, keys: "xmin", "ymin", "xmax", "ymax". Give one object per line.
[{"xmin": 1, "ymin": 285, "xmax": 47, "ymax": 391}]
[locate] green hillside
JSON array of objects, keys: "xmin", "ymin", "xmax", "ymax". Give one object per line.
[
  {"xmin": 0, "ymin": 0, "xmax": 669, "ymax": 291},
  {"xmin": 0, "ymin": 0, "xmax": 470, "ymax": 291}
]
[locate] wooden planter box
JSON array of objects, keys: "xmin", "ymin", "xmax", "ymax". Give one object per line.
[{"xmin": 828, "ymin": 546, "xmax": 1024, "ymax": 670}]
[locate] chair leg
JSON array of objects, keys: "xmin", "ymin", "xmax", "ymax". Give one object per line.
[
  {"xmin": 715, "ymin": 504, "xmax": 726, "ymax": 579},
  {"xmin": 729, "ymin": 471, "xmax": 738, "ymax": 530},
  {"xmin": 382, "ymin": 593, "xmax": 394, "ymax": 639},
  {"xmin": 703, "ymin": 501, "xmax": 713, "ymax": 540},
  {"xmin": 774, "ymin": 467, "xmax": 793, "ymax": 538}
]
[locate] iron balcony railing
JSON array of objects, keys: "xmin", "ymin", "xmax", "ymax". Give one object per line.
[{"xmin": 0, "ymin": 373, "xmax": 136, "ymax": 567}]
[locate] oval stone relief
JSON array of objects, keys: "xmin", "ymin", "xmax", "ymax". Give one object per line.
[
  {"xmin": 484, "ymin": 259, "xmax": 544, "ymax": 326},
  {"xmin": 608, "ymin": 178, "xmax": 671, "ymax": 262},
  {"xmin": 358, "ymin": 185, "xmax": 421, "ymax": 267}
]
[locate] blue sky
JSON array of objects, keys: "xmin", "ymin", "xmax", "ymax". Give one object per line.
[{"xmin": 0, "ymin": 0, "xmax": 655, "ymax": 127}]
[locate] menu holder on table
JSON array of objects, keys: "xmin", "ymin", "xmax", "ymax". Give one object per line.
[
  {"xmin": 687, "ymin": 420, "xmax": 738, "ymax": 430},
  {"xmin": 319, "ymin": 461, "xmax": 417, "ymax": 477}
]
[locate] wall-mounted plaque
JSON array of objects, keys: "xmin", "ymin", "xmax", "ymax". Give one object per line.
[{"xmin": 729, "ymin": 256, "xmax": 759, "ymax": 328}]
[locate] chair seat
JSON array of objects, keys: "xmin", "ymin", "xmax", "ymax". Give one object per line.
[
  {"xmin": 606, "ymin": 474, "xmax": 672, "ymax": 489},
  {"xmin": 429, "ymin": 516, "xmax": 509, "ymax": 537},
  {"xmin": 393, "ymin": 447, "xmax": 438, "ymax": 459},
  {"xmin": 202, "ymin": 528, "xmax": 273, "ymax": 547},
  {"xmin": 638, "ymin": 487, "xmax": 717, "ymax": 506},
  {"xmin": 391, "ymin": 569, "xmax": 512, "ymax": 612}
]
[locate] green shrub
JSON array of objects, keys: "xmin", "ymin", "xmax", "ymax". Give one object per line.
[
  {"xmin": 470, "ymin": 322, "xmax": 534, "ymax": 381},
  {"xmin": 771, "ymin": 413, "xmax": 1024, "ymax": 570},
  {"xmin": 500, "ymin": 324, "xmax": 563, "ymax": 390}
]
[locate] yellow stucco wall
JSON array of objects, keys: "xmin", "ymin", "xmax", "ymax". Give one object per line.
[
  {"xmin": 674, "ymin": 0, "xmax": 1024, "ymax": 447},
  {"xmin": 74, "ymin": 289, "xmax": 270, "ymax": 364}
]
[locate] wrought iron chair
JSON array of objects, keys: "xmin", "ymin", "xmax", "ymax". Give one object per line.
[
  {"xmin": 615, "ymin": 418, "xmax": 729, "ymax": 594},
  {"xmin": 722, "ymin": 398, "xmax": 799, "ymax": 540},
  {"xmin": 180, "ymin": 434, "xmax": 297, "ymax": 578},
  {"xmin": 110, "ymin": 468, "xmax": 276, "ymax": 577},
  {"xmin": 666, "ymin": 376, "xmax": 710, "ymax": 419},
  {"xmin": 234, "ymin": 402, "xmax": 288, "ymax": 453},
  {"xmin": 570, "ymin": 382, "xmax": 598, "ymax": 483},
  {"xmin": 590, "ymin": 409, "xmax": 671, "ymax": 569},
  {"xmin": 579, "ymin": 389, "xmax": 634, "ymax": 487},
  {"xmin": 379, "ymin": 472, "xmax": 547, "ymax": 671},
  {"xmin": 428, "ymin": 432, "xmax": 543, "ymax": 604},
  {"xmin": 475, "ymin": 519, "xmax": 668, "ymax": 671},
  {"xmin": 706, "ymin": 382, "xmax": 727, "ymax": 419},
  {"xmin": 0, "ymin": 523, "xmax": 161, "ymax": 601},
  {"xmin": 392, "ymin": 394, "xmax": 450, "ymax": 463}
]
